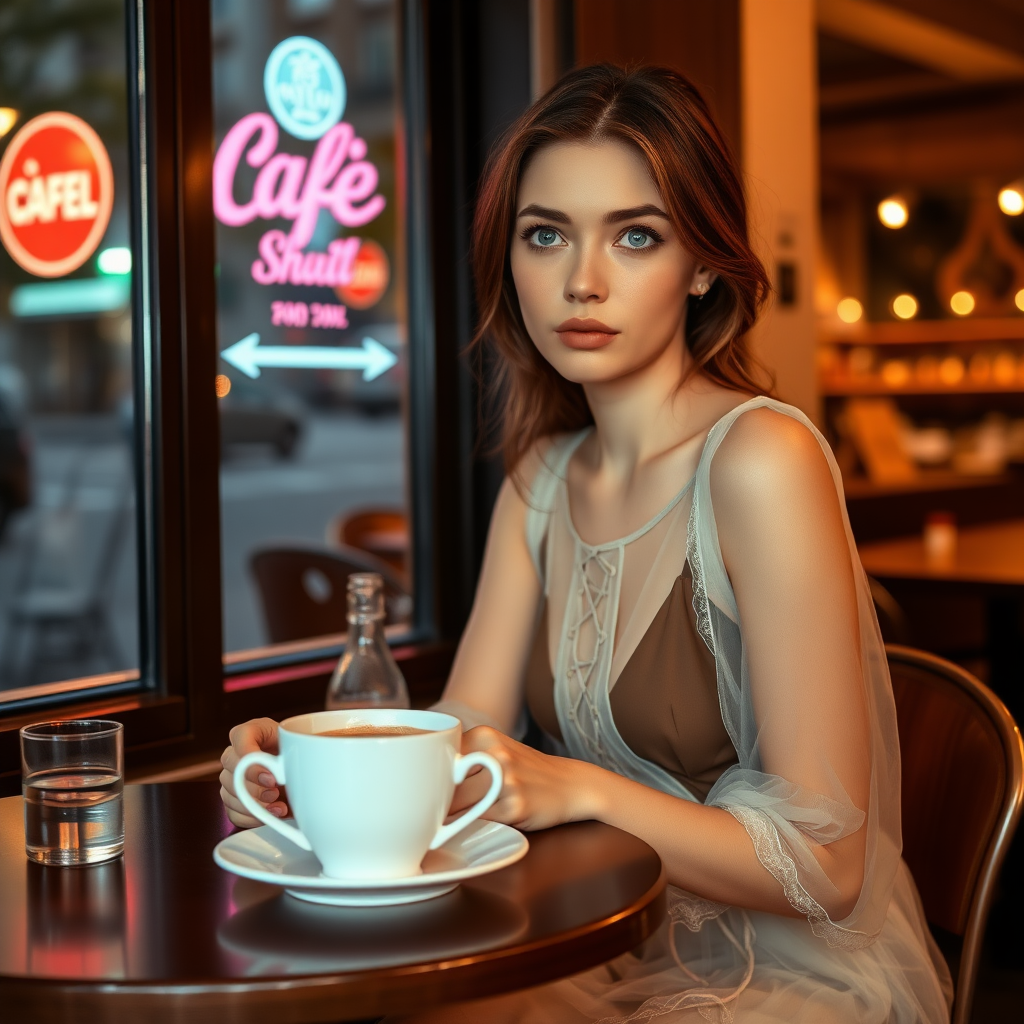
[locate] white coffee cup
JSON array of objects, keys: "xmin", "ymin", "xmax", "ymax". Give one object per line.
[{"xmin": 233, "ymin": 708, "xmax": 503, "ymax": 881}]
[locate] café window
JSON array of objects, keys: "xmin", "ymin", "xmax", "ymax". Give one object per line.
[
  {"xmin": 0, "ymin": 0, "xmax": 143, "ymax": 704},
  {"xmin": 211, "ymin": 0, "xmax": 413, "ymax": 667}
]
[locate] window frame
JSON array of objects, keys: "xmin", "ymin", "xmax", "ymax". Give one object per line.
[{"xmin": 0, "ymin": 0, "xmax": 494, "ymax": 792}]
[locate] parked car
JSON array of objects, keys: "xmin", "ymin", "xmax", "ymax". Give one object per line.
[
  {"xmin": 220, "ymin": 388, "xmax": 304, "ymax": 459},
  {"xmin": 0, "ymin": 391, "xmax": 30, "ymax": 541}
]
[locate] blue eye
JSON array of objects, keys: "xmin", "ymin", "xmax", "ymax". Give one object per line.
[
  {"xmin": 531, "ymin": 228, "xmax": 561, "ymax": 247},
  {"xmin": 623, "ymin": 229, "xmax": 652, "ymax": 248}
]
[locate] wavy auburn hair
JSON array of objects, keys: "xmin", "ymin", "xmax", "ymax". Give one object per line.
[{"xmin": 471, "ymin": 63, "xmax": 772, "ymax": 478}]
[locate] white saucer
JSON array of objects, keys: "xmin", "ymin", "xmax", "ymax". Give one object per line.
[{"xmin": 213, "ymin": 819, "xmax": 529, "ymax": 906}]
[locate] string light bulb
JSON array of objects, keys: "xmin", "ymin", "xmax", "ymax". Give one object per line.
[
  {"xmin": 891, "ymin": 293, "xmax": 918, "ymax": 319},
  {"xmin": 949, "ymin": 290, "xmax": 975, "ymax": 316},
  {"xmin": 998, "ymin": 185, "xmax": 1024, "ymax": 216},
  {"xmin": 0, "ymin": 108, "xmax": 17, "ymax": 138},
  {"xmin": 878, "ymin": 196, "xmax": 909, "ymax": 229},
  {"xmin": 836, "ymin": 297, "xmax": 863, "ymax": 323}
]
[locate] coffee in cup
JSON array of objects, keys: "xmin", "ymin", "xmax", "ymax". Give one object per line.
[{"xmin": 232, "ymin": 709, "xmax": 503, "ymax": 881}]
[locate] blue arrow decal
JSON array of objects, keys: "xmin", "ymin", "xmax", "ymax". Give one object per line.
[{"xmin": 220, "ymin": 333, "xmax": 398, "ymax": 381}]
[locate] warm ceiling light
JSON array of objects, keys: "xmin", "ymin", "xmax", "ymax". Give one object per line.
[
  {"xmin": 215, "ymin": 374, "xmax": 232, "ymax": 398},
  {"xmin": 0, "ymin": 108, "xmax": 17, "ymax": 138},
  {"xmin": 878, "ymin": 196, "xmax": 909, "ymax": 229},
  {"xmin": 836, "ymin": 297, "xmax": 863, "ymax": 323},
  {"xmin": 892, "ymin": 293, "xmax": 918, "ymax": 319},
  {"xmin": 949, "ymin": 290, "xmax": 975, "ymax": 315},
  {"xmin": 1015, "ymin": 288, "xmax": 1024, "ymax": 312},
  {"xmin": 998, "ymin": 187, "xmax": 1024, "ymax": 216}
]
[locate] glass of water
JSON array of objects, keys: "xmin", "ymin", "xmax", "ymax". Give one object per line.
[{"xmin": 21, "ymin": 720, "xmax": 124, "ymax": 866}]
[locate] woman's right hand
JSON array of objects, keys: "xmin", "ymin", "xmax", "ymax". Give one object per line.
[{"xmin": 219, "ymin": 717, "xmax": 286, "ymax": 828}]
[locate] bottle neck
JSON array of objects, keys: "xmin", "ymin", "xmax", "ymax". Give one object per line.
[{"xmin": 347, "ymin": 614, "xmax": 385, "ymax": 642}]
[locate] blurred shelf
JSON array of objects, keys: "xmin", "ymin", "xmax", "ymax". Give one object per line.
[
  {"xmin": 843, "ymin": 471, "xmax": 1016, "ymax": 500},
  {"xmin": 820, "ymin": 317, "xmax": 1024, "ymax": 347},
  {"xmin": 821, "ymin": 378, "xmax": 1024, "ymax": 396}
]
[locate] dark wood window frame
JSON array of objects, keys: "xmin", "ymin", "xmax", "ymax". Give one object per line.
[{"xmin": 0, "ymin": 0, "xmax": 500, "ymax": 793}]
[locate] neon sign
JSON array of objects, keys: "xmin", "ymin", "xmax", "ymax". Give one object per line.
[
  {"xmin": 213, "ymin": 38, "xmax": 386, "ymax": 295},
  {"xmin": 264, "ymin": 36, "xmax": 346, "ymax": 141},
  {"xmin": 0, "ymin": 112, "xmax": 113, "ymax": 278}
]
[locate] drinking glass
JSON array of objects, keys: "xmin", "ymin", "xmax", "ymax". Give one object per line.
[{"xmin": 21, "ymin": 720, "xmax": 124, "ymax": 866}]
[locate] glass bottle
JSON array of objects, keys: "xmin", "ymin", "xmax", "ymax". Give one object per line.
[{"xmin": 326, "ymin": 573, "xmax": 410, "ymax": 710}]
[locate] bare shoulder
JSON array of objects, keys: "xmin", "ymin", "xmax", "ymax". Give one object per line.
[
  {"xmin": 490, "ymin": 432, "xmax": 572, "ymax": 533},
  {"xmin": 507, "ymin": 432, "xmax": 579, "ymax": 501},
  {"xmin": 710, "ymin": 407, "xmax": 835, "ymax": 514}
]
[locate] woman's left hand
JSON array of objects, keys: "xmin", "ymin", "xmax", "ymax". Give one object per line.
[{"xmin": 451, "ymin": 726, "xmax": 595, "ymax": 831}]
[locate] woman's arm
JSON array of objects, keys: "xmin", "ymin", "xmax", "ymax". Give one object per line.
[
  {"xmin": 456, "ymin": 410, "xmax": 869, "ymax": 919},
  {"xmin": 436, "ymin": 472, "xmax": 544, "ymax": 733}
]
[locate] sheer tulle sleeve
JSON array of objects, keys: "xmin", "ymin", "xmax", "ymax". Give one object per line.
[{"xmin": 691, "ymin": 399, "xmax": 902, "ymax": 949}]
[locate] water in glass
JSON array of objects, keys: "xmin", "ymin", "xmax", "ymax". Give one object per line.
[{"xmin": 24, "ymin": 768, "xmax": 124, "ymax": 866}]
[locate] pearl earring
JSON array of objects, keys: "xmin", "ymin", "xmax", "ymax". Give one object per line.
[{"xmin": 695, "ymin": 282, "xmax": 709, "ymax": 299}]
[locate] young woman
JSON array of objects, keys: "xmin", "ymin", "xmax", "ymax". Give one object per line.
[{"xmin": 220, "ymin": 65, "xmax": 952, "ymax": 1022}]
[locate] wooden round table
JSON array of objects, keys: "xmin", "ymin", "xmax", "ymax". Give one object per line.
[{"xmin": 0, "ymin": 782, "xmax": 666, "ymax": 1023}]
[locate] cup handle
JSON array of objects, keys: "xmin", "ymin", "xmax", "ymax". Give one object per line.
[
  {"xmin": 232, "ymin": 751, "xmax": 312, "ymax": 852},
  {"xmin": 429, "ymin": 751, "xmax": 504, "ymax": 851}
]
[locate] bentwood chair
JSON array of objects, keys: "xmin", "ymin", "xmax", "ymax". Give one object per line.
[
  {"xmin": 887, "ymin": 645, "xmax": 1024, "ymax": 1024},
  {"xmin": 326, "ymin": 507, "xmax": 409, "ymax": 582},
  {"xmin": 250, "ymin": 544, "xmax": 412, "ymax": 644}
]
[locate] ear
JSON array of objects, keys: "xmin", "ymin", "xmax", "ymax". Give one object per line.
[{"xmin": 688, "ymin": 266, "xmax": 719, "ymax": 297}]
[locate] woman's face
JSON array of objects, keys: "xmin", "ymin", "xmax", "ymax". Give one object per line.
[{"xmin": 510, "ymin": 139, "xmax": 712, "ymax": 386}]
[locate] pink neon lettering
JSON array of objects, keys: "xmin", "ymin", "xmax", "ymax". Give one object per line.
[
  {"xmin": 252, "ymin": 153, "xmax": 306, "ymax": 221},
  {"xmin": 212, "ymin": 113, "xmax": 278, "ymax": 227},
  {"xmin": 213, "ymin": 114, "xmax": 386, "ymax": 255},
  {"xmin": 252, "ymin": 231, "xmax": 360, "ymax": 287}
]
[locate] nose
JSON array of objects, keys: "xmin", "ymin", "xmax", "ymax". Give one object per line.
[{"xmin": 563, "ymin": 242, "xmax": 608, "ymax": 305}]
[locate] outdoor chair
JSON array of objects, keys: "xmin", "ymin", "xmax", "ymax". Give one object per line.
[{"xmin": 250, "ymin": 544, "xmax": 411, "ymax": 645}]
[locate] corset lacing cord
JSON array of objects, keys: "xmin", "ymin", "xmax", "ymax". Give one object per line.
[{"xmin": 565, "ymin": 546, "xmax": 619, "ymax": 762}]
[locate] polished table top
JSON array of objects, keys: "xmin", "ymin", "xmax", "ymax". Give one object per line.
[
  {"xmin": 0, "ymin": 782, "xmax": 666, "ymax": 1024},
  {"xmin": 859, "ymin": 518, "xmax": 1024, "ymax": 587}
]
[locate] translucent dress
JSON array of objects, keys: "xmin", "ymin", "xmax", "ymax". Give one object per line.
[{"xmin": 403, "ymin": 397, "xmax": 953, "ymax": 1024}]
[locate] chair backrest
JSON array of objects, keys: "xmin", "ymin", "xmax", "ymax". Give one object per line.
[
  {"xmin": 250, "ymin": 545, "xmax": 411, "ymax": 644},
  {"xmin": 868, "ymin": 576, "xmax": 911, "ymax": 645},
  {"xmin": 887, "ymin": 645, "xmax": 1024, "ymax": 1024},
  {"xmin": 337, "ymin": 508, "xmax": 409, "ymax": 577}
]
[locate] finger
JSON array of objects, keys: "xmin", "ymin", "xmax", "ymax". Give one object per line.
[
  {"xmin": 219, "ymin": 782, "xmax": 289, "ymax": 823},
  {"xmin": 450, "ymin": 770, "xmax": 502, "ymax": 813},
  {"xmin": 460, "ymin": 725, "xmax": 501, "ymax": 753},
  {"xmin": 219, "ymin": 767, "xmax": 271, "ymax": 803},
  {"xmin": 225, "ymin": 807, "xmax": 263, "ymax": 829},
  {"xmin": 228, "ymin": 718, "xmax": 281, "ymax": 757}
]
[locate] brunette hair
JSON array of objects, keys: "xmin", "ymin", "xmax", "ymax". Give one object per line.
[{"xmin": 471, "ymin": 63, "xmax": 771, "ymax": 478}]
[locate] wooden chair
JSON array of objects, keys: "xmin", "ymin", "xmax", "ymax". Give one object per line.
[
  {"xmin": 887, "ymin": 645, "xmax": 1024, "ymax": 1024},
  {"xmin": 250, "ymin": 545, "xmax": 411, "ymax": 644},
  {"xmin": 869, "ymin": 576, "xmax": 912, "ymax": 645},
  {"xmin": 326, "ymin": 508, "xmax": 409, "ymax": 581}
]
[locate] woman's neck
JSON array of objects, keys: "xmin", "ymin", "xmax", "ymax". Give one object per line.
[{"xmin": 580, "ymin": 332, "xmax": 702, "ymax": 479}]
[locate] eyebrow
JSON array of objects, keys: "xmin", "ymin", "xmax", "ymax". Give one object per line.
[{"xmin": 515, "ymin": 202, "xmax": 670, "ymax": 224}]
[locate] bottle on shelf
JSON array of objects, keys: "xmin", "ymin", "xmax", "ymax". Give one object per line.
[{"xmin": 326, "ymin": 573, "xmax": 410, "ymax": 710}]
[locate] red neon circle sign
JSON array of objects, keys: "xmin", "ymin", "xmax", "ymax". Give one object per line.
[
  {"xmin": 0, "ymin": 112, "xmax": 114, "ymax": 278},
  {"xmin": 335, "ymin": 239, "xmax": 390, "ymax": 309}
]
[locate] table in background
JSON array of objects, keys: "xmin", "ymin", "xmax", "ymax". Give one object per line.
[
  {"xmin": 0, "ymin": 782, "xmax": 665, "ymax": 1024},
  {"xmin": 859, "ymin": 518, "xmax": 1024, "ymax": 710}
]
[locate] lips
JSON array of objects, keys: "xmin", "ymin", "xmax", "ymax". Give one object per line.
[{"xmin": 555, "ymin": 317, "xmax": 619, "ymax": 351}]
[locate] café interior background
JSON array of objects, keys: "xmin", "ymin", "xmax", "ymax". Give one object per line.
[{"xmin": 0, "ymin": 0, "xmax": 1021, "ymax": 719}]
